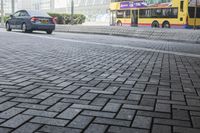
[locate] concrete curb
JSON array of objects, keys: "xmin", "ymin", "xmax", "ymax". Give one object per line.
[
  {"xmin": 55, "ymin": 25, "xmax": 200, "ymax": 44},
  {"xmin": 1, "ymin": 25, "xmax": 200, "ymax": 44}
]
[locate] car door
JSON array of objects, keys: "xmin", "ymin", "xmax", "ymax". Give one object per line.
[
  {"xmin": 10, "ymin": 11, "xmax": 20, "ymax": 29},
  {"xmin": 15, "ymin": 11, "xmax": 24, "ymax": 29},
  {"xmin": 15, "ymin": 11, "xmax": 29, "ymax": 29}
]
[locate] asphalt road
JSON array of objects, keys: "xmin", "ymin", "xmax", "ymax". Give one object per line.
[{"xmin": 0, "ymin": 29, "xmax": 200, "ymax": 133}]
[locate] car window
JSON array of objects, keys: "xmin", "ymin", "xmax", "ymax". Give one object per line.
[
  {"xmin": 13, "ymin": 12, "xmax": 21, "ymax": 17},
  {"xmin": 27, "ymin": 10, "xmax": 50, "ymax": 17},
  {"xmin": 20, "ymin": 11, "xmax": 29, "ymax": 17}
]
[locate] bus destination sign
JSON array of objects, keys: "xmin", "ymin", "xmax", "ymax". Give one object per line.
[{"xmin": 120, "ymin": 1, "xmax": 147, "ymax": 9}]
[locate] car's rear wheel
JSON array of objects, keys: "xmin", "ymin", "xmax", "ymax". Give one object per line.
[
  {"xmin": 46, "ymin": 30, "xmax": 53, "ymax": 34},
  {"xmin": 6, "ymin": 23, "xmax": 12, "ymax": 31}
]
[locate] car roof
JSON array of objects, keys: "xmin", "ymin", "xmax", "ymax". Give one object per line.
[{"xmin": 18, "ymin": 10, "xmax": 51, "ymax": 17}]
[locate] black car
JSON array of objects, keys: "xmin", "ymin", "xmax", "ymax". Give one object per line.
[{"xmin": 6, "ymin": 10, "xmax": 56, "ymax": 34}]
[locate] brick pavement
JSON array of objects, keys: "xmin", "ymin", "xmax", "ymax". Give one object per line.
[{"xmin": 0, "ymin": 31, "xmax": 200, "ymax": 133}]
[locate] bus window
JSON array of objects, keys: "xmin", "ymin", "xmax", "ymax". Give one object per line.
[
  {"xmin": 139, "ymin": 8, "xmax": 178, "ymax": 18},
  {"xmin": 188, "ymin": 7, "xmax": 200, "ymax": 18},
  {"xmin": 180, "ymin": 1, "xmax": 184, "ymax": 12},
  {"xmin": 116, "ymin": 10, "xmax": 130, "ymax": 18}
]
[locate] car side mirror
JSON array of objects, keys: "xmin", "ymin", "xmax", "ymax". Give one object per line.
[{"xmin": 10, "ymin": 15, "xmax": 13, "ymax": 18}]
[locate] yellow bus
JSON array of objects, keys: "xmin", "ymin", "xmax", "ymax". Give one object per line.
[{"xmin": 110, "ymin": 0, "xmax": 200, "ymax": 29}]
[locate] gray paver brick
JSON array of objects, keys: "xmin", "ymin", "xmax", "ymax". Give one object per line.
[
  {"xmin": 173, "ymin": 109, "xmax": 190, "ymax": 120},
  {"xmin": 0, "ymin": 97, "xmax": 12, "ymax": 104},
  {"xmin": 48, "ymin": 102, "xmax": 70, "ymax": 112},
  {"xmin": 103, "ymin": 102, "xmax": 121, "ymax": 112},
  {"xmin": 108, "ymin": 126, "xmax": 149, "ymax": 133},
  {"xmin": 57, "ymin": 81, "xmax": 72, "ymax": 87},
  {"xmin": 154, "ymin": 118, "xmax": 191, "ymax": 127},
  {"xmin": 23, "ymin": 109, "xmax": 57, "ymax": 117},
  {"xmin": 0, "ymin": 127, "xmax": 12, "ymax": 133},
  {"xmin": 30, "ymin": 117, "xmax": 69, "ymax": 126},
  {"xmin": 84, "ymin": 124, "xmax": 108, "ymax": 133},
  {"xmin": 81, "ymin": 110, "xmax": 115, "ymax": 118},
  {"xmin": 132, "ymin": 115, "xmax": 152, "ymax": 129},
  {"xmin": 11, "ymin": 98, "xmax": 40, "ymax": 104},
  {"xmin": 39, "ymin": 125, "xmax": 81, "ymax": 133},
  {"xmin": 71, "ymin": 104, "xmax": 102, "ymax": 110},
  {"xmin": 123, "ymin": 104, "xmax": 154, "ymax": 111},
  {"xmin": 81, "ymin": 93, "xmax": 97, "ymax": 100},
  {"xmin": 57, "ymin": 108, "xmax": 82, "ymax": 119},
  {"xmin": 1, "ymin": 114, "xmax": 32, "ymax": 128},
  {"xmin": 61, "ymin": 98, "xmax": 90, "ymax": 105},
  {"xmin": 173, "ymin": 126, "xmax": 200, "ymax": 133},
  {"xmin": 0, "ymin": 107, "xmax": 25, "ymax": 119},
  {"xmin": 137, "ymin": 110, "xmax": 171, "ymax": 119},
  {"xmin": 68, "ymin": 115, "xmax": 93, "ymax": 129},
  {"xmin": 127, "ymin": 93, "xmax": 141, "ymax": 101},
  {"xmin": 155, "ymin": 103, "xmax": 171, "ymax": 113},
  {"xmin": 191, "ymin": 116, "xmax": 200, "ymax": 128},
  {"xmin": 94, "ymin": 117, "xmax": 131, "ymax": 127},
  {"xmin": 116, "ymin": 109, "xmax": 136, "ymax": 120},
  {"xmin": 17, "ymin": 103, "xmax": 48, "ymax": 110},
  {"xmin": 152, "ymin": 124, "xmax": 171, "ymax": 133},
  {"xmin": 12, "ymin": 123, "xmax": 42, "ymax": 133},
  {"xmin": 40, "ymin": 97, "xmax": 61, "ymax": 105},
  {"xmin": 90, "ymin": 97, "xmax": 109, "ymax": 106},
  {"xmin": 53, "ymin": 94, "xmax": 80, "ymax": 99},
  {"xmin": 0, "ymin": 101, "xmax": 18, "ymax": 111},
  {"xmin": 33, "ymin": 92, "xmax": 53, "ymax": 99}
]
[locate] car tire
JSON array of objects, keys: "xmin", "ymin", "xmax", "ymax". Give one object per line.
[
  {"xmin": 6, "ymin": 23, "xmax": 12, "ymax": 31},
  {"xmin": 22, "ymin": 23, "xmax": 28, "ymax": 33},
  {"xmin": 46, "ymin": 30, "xmax": 53, "ymax": 34},
  {"xmin": 27, "ymin": 30, "xmax": 33, "ymax": 33}
]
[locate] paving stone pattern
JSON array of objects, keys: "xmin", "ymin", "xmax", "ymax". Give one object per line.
[{"xmin": 0, "ymin": 31, "xmax": 200, "ymax": 133}]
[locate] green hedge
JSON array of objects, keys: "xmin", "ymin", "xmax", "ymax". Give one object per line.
[
  {"xmin": 48, "ymin": 13, "xmax": 86, "ymax": 25},
  {"xmin": 0, "ymin": 16, "xmax": 10, "ymax": 22}
]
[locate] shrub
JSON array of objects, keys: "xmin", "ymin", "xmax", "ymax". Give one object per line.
[
  {"xmin": 48, "ymin": 13, "xmax": 86, "ymax": 25},
  {"xmin": 0, "ymin": 16, "xmax": 10, "ymax": 23}
]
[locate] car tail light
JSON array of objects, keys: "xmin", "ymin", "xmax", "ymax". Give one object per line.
[{"xmin": 31, "ymin": 17, "xmax": 39, "ymax": 22}]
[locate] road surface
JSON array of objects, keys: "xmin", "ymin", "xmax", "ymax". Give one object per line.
[{"xmin": 0, "ymin": 30, "xmax": 200, "ymax": 133}]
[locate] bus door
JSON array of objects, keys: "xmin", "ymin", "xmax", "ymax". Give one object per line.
[
  {"xmin": 110, "ymin": 11, "xmax": 117, "ymax": 26},
  {"xmin": 132, "ymin": 10, "xmax": 138, "ymax": 27}
]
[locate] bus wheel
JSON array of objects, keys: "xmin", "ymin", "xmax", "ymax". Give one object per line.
[
  {"xmin": 152, "ymin": 21, "xmax": 159, "ymax": 28},
  {"xmin": 162, "ymin": 21, "xmax": 170, "ymax": 28},
  {"xmin": 117, "ymin": 21, "xmax": 122, "ymax": 26}
]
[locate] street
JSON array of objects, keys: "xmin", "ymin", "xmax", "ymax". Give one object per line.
[{"xmin": 0, "ymin": 30, "xmax": 200, "ymax": 133}]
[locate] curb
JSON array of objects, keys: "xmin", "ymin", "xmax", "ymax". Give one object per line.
[{"xmin": 55, "ymin": 26, "xmax": 200, "ymax": 44}]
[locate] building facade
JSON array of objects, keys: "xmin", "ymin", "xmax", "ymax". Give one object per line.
[
  {"xmin": 35, "ymin": 0, "xmax": 110, "ymax": 23},
  {"xmin": 1, "ymin": 0, "xmax": 173, "ymax": 22}
]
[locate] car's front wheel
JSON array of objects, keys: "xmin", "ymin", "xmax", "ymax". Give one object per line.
[
  {"xmin": 46, "ymin": 30, "xmax": 53, "ymax": 34},
  {"xmin": 6, "ymin": 23, "xmax": 12, "ymax": 31}
]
